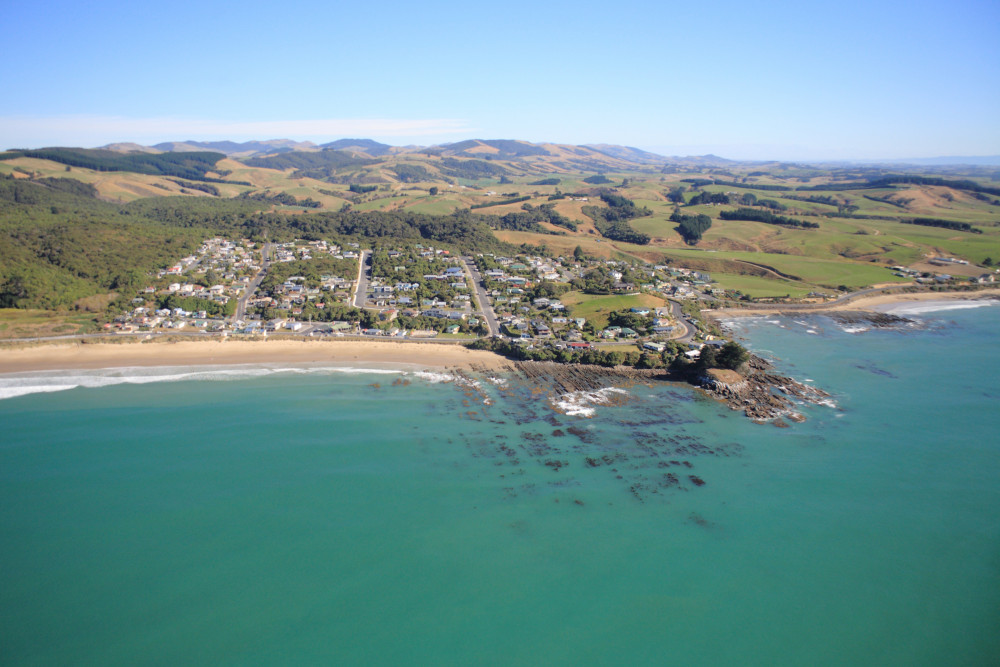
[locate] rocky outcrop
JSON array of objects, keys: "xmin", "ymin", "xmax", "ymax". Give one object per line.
[
  {"xmin": 825, "ymin": 310, "xmax": 913, "ymax": 328},
  {"xmin": 699, "ymin": 356, "xmax": 832, "ymax": 423}
]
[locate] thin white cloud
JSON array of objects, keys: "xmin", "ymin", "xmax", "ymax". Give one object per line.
[{"xmin": 0, "ymin": 115, "xmax": 474, "ymax": 148}]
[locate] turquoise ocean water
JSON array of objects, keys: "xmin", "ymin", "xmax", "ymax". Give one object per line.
[{"xmin": 2, "ymin": 303, "xmax": 998, "ymax": 665}]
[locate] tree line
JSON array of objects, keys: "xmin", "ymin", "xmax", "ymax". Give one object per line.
[
  {"xmin": 0, "ymin": 148, "xmax": 238, "ymax": 183},
  {"xmin": 718, "ymin": 208, "xmax": 819, "ymax": 228}
]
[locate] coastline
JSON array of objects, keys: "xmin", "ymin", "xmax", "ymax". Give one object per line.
[
  {"xmin": 0, "ymin": 338, "xmax": 509, "ymax": 375},
  {"xmin": 706, "ymin": 288, "xmax": 1000, "ymax": 318}
]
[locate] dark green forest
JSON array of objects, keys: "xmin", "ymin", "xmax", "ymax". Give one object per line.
[
  {"xmin": 243, "ymin": 149, "xmax": 377, "ymax": 179},
  {"xmin": 583, "ymin": 192, "xmax": 651, "ymax": 244},
  {"xmin": 0, "ymin": 148, "xmax": 231, "ymax": 183},
  {"xmin": 671, "ymin": 211, "xmax": 712, "ymax": 245}
]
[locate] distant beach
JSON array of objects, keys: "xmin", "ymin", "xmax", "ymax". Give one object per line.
[
  {"xmin": 707, "ymin": 288, "xmax": 1000, "ymax": 318},
  {"xmin": 0, "ymin": 338, "xmax": 509, "ymax": 374}
]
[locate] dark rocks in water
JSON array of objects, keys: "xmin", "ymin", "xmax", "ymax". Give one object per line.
[
  {"xmin": 687, "ymin": 512, "xmax": 716, "ymax": 528},
  {"xmin": 688, "ymin": 475, "xmax": 706, "ymax": 487},
  {"xmin": 826, "ymin": 310, "xmax": 913, "ymax": 328},
  {"xmin": 552, "ymin": 429, "xmax": 566, "ymax": 437}
]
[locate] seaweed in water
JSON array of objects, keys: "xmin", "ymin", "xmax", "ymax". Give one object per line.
[{"xmin": 854, "ymin": 361, "xmax": 898, "ymax": 379}]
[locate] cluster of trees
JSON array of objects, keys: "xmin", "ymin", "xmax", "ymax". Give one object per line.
[
  {"xmin": 671, "ymin": 211, "xmax": 712, "ymax": 245},
  {"xmin": 0, "ymin": 176, "xmax": 205, "ymax": 310},
  {"xmin": 606, "ymin": 309, "xmax": 655, "ymax": 334},
  {"xmin": 33, "ymin": 177, "xmax": 99, "ymax": 198},
  {"xmin": 349, "ymin": 184, "xmax": 377, "ymax": 194},
  {"xmin": 469, "ymin": 336, "xmax": 752, "ymax": 375},
  {"xmin": 529, "ymin": 178, "xmax": 561, "ymax": 186},
  {"xmin": 718, "ymin": 208, "xmax": 819, "ymax": 229},
  {"xmin": 684, "ymin": 190, "xmax": 787, "ymax": 210},
  {"xmin": 683, "ymin": 341, "xmax": 750, "ymax": 375},
  {"xmin": 784, "ymin": 194, "xmax": 860, "ymax": 214},
  {"xmin": 583, "ymin": 174, "xmax": 613, "ymax": 185},
  {"xmin": 391, "ymin": 164, "xmax": 433, "ymax": 183},
  {"xmin": 687, "ymin": 191, "xmax": 730, "ymax": 206},
  {"xmin": 865, "ymin": 175, "xmax": 1000, "ymax": 197},
  {"xmin": 237, "ymin": 190, "xmax": 321, "ymax": 208},
  {"xmin": 469, "ymin": 336, "xmax": 674, "ymax": 369},
  {"xmin": 568, "ymin": 264, "xmax": 641, "ymax": 294},
  {"xmin": 708, "ymin": 180, "xmax": 786, "ymax": 191},
  {"xmin": 902, "ymin": 218, "xmax": 981, "ymax": 233},
  {"xmin": 169, "ymin": 180, "xmax": 220, "ymax": 196},
  {"xmin": 0, "ymin": 148, "xmax": 232, "ymax": 183},
  {"xmin": 483, "ymin": 203, "xmax": 576, "ymax": 233},
  {"xmin": 583, "ymin": 192, "xmax": 652, "ymax": 245},
  {"xmin": 470, "ymin": 195, "xmax": 531, "ymax": 210}
]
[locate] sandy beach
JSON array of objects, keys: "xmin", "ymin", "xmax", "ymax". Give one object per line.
[
  {"xmin": 0, "ymin": 338, "xmax": 509, "ymax": 374},
  {"xmin": 707, "ymin": 288, "xmax": 1000, "ymax": 318}
]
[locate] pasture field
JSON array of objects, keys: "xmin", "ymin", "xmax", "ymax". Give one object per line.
[
  {"xmin": 560, "ymin": 291, "xmax": 668, "ymax": 329},
  {"xmin": 707, "ymin": 273, "xmax": 814, "ymax": 299}
]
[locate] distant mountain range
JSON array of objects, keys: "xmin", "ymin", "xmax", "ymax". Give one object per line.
[
  {"xmin": 92, "ymin": 138, "xmax": 1000, "ymax": 168},
  {"xmin": 96, "ymin": 138, "xmax": 726, "ymax": 168}
]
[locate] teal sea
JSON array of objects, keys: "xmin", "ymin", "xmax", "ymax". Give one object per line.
[{"xmin": 2, "ymin": 303, "xmax": 999, "ymax": 665}]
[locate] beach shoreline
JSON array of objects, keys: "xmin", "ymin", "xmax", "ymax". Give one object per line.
[
  {"xmin": 706, "ymin": 288, "xmax": 1000, "ymax": 318},
  {"xmin": 0, "ymin": 338, "xmax": 509, "ymax": 375}
]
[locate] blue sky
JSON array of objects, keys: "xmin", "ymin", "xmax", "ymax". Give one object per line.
[{"xmin": 3, "ymin": 0, "xmax": 998, "ymax": 160}]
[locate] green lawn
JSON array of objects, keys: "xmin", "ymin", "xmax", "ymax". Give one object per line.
[
  {"xmin": 708, "ymin": 273, "xmax": 814, "ymax": 299},
  {"xmin": 560, "ymin": 291, "xmax": 666, "ymax": 329}
]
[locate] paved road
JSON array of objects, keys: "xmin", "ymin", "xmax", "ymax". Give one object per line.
[
  {"xmin": 666, "ymin": 299, "xmax": 696, "ymax": 343},
  {"xmin": 462, "ymin": 256, "xmax": 500, "ymax": 336},
  {"xmin": 233, "ymin": 242, "xmax": 271, "ymax": 323},
  {"xmin": 352, "ymin": 250, "xmax": 372, "ymax": 308}
]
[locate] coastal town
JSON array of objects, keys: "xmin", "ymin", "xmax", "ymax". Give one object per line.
[
  {"xmin": 102, "ymin": 236, "xmax": 712, "ymax": 347},
  {"xmin": 98, "ymin": 233, "xmax": 1000, "ymax": 367}
]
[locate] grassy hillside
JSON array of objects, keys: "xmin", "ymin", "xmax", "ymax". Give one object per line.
[{"xmin": 2, "ymin": 143, "xmax": 998, "ymax": 315}]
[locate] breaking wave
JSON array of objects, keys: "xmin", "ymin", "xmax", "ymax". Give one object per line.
[{"xmin": 0, "ymin": 364, "xmax": 453, "ymax": 401}]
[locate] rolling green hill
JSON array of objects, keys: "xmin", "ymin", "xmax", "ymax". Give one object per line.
[{"xmin": 2, "ymin": 139, "xmax": 998, "ymax": 323}]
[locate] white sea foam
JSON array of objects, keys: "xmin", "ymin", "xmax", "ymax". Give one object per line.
[
  {"xmin": 0, "ymin": 364, "xmax": 441, "ymax": 401},
  {"xmin": 840, "ymin": 326, "xmax": 869, "ymax": 334},
  {"xmin": 0, "ymin": 384, "xmax": 80, "ymax": 400},
  {"xmin": 806, "ymin": 329, "xmax": 819, "ymax": 335},
  {"xmin": 877, "ymin": 300, "xmax": 995, "ymax": 316},
  {"xmin": 551, "ymin": 387, "xmax": 629, "ymax": 417},
  {"xmin": 411, "ymin": 371, "xmax": 456, "ymax": 384}
]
